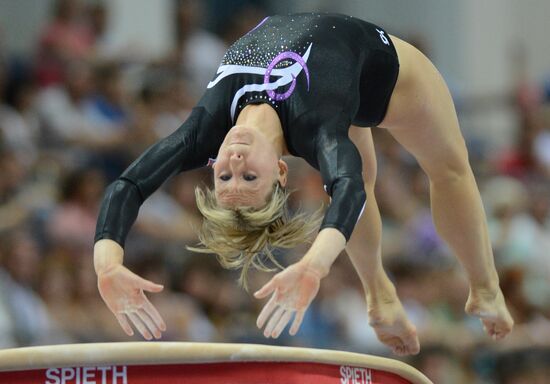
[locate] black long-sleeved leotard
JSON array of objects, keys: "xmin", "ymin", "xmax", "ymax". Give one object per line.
[{"xmin": 95, "ymin": 13, "xmax": 400, "ymax": 246}]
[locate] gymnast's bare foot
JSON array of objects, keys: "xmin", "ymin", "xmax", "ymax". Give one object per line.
[
  {"xmin": 367, "ymin": 293, "xmax": 420, "ymax": 356},
  {"xmin": 465, "ymin": 286, "xmax": 514, "ymax": 340}
]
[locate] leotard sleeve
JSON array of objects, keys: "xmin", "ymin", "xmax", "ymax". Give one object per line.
[
  {"xmin": 94, "ymin": 106, "xmax": 224, "ymax": 247},
  {"xmin": 314, "ymin": 113, "xmax": 366, "ymax": 242}
]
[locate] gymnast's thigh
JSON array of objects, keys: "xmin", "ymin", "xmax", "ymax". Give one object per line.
[{"xmin": 378, "ymin": 35, "xmax": 469, "ymax": 179}]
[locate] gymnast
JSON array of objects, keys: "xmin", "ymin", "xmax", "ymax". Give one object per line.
[{"xmin": 93, "ymin": 13, "xmax": 513, "ymax": 355}]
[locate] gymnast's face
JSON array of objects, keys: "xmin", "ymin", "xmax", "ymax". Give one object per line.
[{"xmin": 213, "ymin": 126, "xmax": 287, "ymax": 208}]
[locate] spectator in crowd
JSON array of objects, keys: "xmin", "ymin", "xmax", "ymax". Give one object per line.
[
  {"xmin": 0, "ymin": 230, "xmax": 68, "ymax": 345},
  {"xmin": 131, "ymin": 254, "xmax": 218, "ymax": 342},
  {"xmin": 173, "ymin": 0, "xmax": 227, "ymax": 97},
  {"xmin": 36, "ymin": 60, "xmax": 127, "ymax": 165},
  {"xmin": 35, "ymin": 0, "xmax": 94, "ymax": 87},
  {"xmin": 410, "ymin": 344, "xmax": 473, "ymax": 384},
  {"xmin": 0, "ymin": 149, "xmax": 32, "ymax": 232},
  {"xmin": 84, "ymin": 62, "xmax": 132, "ymax": 178},
  {"xmin": 493, "ymin": 348, "xmax": 550, "ymax": 384},
  {"xmin": 0, "ymin": 78, "xmax": 40, "ymax": 166},
  {"xmin": 47, "ymin": 167, "xmax": 106, "ymax": 250}
]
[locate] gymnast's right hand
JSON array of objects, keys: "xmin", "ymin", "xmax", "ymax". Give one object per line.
[{"xmin": 94, "ymin": 240, "xmax": 166, "ymax": 340}]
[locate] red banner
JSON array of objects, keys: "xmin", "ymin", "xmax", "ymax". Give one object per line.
[{"xmin": 0, "ymin": 362, "xmax": 413, "ymax": 384}]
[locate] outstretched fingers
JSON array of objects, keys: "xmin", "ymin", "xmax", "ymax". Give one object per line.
[
  {"xmin": 143, "ymin": 299, "xmax": 167, "ymax": 332},
  {"xmin": 271, "ymin": 310, "xmax": 293, "ymax": 338},
  {"xmin": 136, "ymin": 276, "xmax": 164, "ymax": 293},
  {"xmin": 259, "ymin": 306, "xmax": 303, "ymax": 339},
  {"xmin": 115, "ymin": 313, "xmax": 134, "ymax": 336},
  {"xmin": 289, "ymin": 310, "xmax": 305, "ymax": 336},
  {"xmin": 137, "ymin": 309, "xmax": 162, "ymax": 339},
  {"xmin": 255, "ymin": 263, "xmax": 321, "ymax": 338},
  {"xmin": 115, "ymin": 302, "xmax": 166, "ymax": 340},
  {"xmin": 257, "ymin": 292, "xmax": 278, "ymax": 328},
  {"xmin": 99, "ymin": 264, "xmax": 167, "ymax": 340},
  {"xmin": 263, "ymin": 307, "xmax": 286, "ymax": 338},
  {"xmin": 127, "ymin": 312, "xmax": 152, "ymax": 340},
  {"xmin": 254, "ymin": 278, "xmax": 277, "ymax": 299}
]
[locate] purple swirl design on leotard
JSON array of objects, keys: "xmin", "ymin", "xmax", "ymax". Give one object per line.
[{"xmin": 263, "ymin": 51, "xmax": 310, "ymax": 101}]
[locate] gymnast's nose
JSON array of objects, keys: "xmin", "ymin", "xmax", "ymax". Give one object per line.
[{"xmin": 229, "ymin": 153, "xmax": 244, "ymax": 169}]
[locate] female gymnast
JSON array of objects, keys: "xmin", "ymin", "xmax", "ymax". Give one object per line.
[{"xmin": 93, "ymin": 13, "xmax": 513, "ymax": 355}]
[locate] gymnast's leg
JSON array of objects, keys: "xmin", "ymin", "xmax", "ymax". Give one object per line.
[
  {"xmin": 347, "ymin": 126, "xmax": 419, "ymax": 355},
  {"xmin": 379, "ymin": 35, "xmax": 513, "ymax": 339}
]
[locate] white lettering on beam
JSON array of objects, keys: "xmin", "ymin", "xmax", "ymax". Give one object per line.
[
  {"xmin": 339, "ymin": 365, "xmax": 373, "ymax": 384},
  {"xmin": 44, "ymin": 366, "xmax": 128, "ymax": 384},
  {"xmin": 112, "ymin": 366, "xmax": 127, "ymax": 384}
]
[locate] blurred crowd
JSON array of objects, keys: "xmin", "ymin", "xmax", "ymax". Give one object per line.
[{"xmin": 0, "ymin": 0, "xmax": 549, "ymax": 383}]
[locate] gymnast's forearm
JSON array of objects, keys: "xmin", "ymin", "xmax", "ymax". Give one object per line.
[
  {"xmin": 304, "ymin": 175, "xmax": 367, "ymax": 278},
  {"xmin": 301, "ymin": 228, "xmax": 347, "ymax": 278}
]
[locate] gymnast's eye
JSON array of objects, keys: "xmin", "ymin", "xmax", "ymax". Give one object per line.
[
  {"xmin": 243, "ymin": 174, "xmax": 257, "ymax": 181},
  {"xmin": 220, "ymin": 174, "xmax": 231, "ymax": 181}
]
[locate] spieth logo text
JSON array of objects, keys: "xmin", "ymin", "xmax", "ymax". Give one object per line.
[
  {"xmin": 44, "ymin": 366, "xmax": 128, "ymax": 384},
  {"xmin": 340, "ymin": 365, "xmax": 372, "ymax": 384}
]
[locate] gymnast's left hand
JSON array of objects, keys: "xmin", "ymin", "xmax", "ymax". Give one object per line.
[{"xmin": 254, "ymin": 260, "xmax": 322, "ymax": 338}]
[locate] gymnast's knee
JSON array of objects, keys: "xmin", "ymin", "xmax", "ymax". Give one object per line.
[
  {"xmin": 423, "ymin": 147, "xmax": 472, "ymax": 185},
  {"xmin": 362, "ymin": 171, "xmax": 377, "ymax": 190}
]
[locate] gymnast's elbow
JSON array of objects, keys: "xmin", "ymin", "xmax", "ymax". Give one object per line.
[
  {"xmin": 341, "ymin": 175, "xmax": 367, "ymax": 207},
  {"xmin": 328, "ymin": 176, "xmax": 367, "ymax": 222}
]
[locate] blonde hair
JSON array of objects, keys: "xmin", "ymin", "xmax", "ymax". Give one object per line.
[{"xmin": 187, "ymin": 183, "xmax": 323, "ymax": 289}]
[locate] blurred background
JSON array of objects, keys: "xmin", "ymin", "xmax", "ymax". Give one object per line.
[{"xmin": 0, "ymin": 0, "xmax": 549, "ymax": 383}]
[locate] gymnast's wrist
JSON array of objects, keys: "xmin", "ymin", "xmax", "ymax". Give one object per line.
[
  {"xmin": 299, "ymin": 257, "xmax": 331, "ymax": 279},
  {"xmin": 301, "ymin": 228, "xmax": 346, "ymax": 278},
  {"xmin": 94, "ymin": 239, "xmax": 124, "ymax": 276},
  {"xmin": 301, "ymin": 245, "xmax": 344, "ymax": 277}
]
